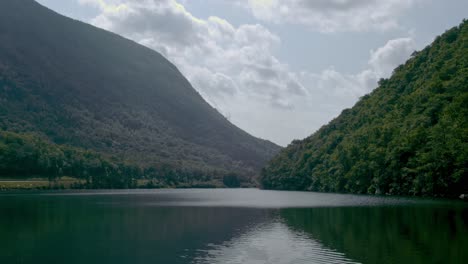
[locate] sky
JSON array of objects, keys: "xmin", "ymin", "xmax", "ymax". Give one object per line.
[{"xmin": 36, "ymin": 0, "xmax": 468, "ymax": 146}]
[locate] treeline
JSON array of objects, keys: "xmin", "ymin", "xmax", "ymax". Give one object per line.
[
  {"xmin": 261, "ymin": 20, "xmax": 468, "ymax": 197},
  {"xmin": 0, "ymin": 130, "xmax": 246, "ymax": 189}
]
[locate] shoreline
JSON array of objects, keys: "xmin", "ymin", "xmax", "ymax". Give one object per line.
[
  {"xmin": 0, "ymin": 178, "xmax": 250, "ymax": 191},
  {"xmin": 1, "ymin": 182, "xmax": 465, "ymax": 202}
]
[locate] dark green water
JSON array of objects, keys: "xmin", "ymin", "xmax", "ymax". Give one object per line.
[{"xmin": 0, "ymin": 189, "xmax": 467, "ymax": 264}]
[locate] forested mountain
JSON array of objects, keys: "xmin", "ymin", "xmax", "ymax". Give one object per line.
[
  {"xmin": 0, "ymin": 0, "xmax": 280, "ymax": 186},
  {"xmin": 261, "ymin": 21, "xmax": 467, "ymax": 197}
]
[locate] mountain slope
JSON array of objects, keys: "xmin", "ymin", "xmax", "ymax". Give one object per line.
[
  {"xmin": 0, "ymin": 0, "xmax": 280, "ymax": 179},
  {"xmin": 261, "ymin": 21, "xmax": 467, "ymax": 197}
]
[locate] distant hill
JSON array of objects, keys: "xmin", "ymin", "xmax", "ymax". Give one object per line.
[
  {"xmin": 261, "ymin": 21, "xmax": 467, "ymax": 197},
  {"xmin": 0, "ymin": 0, "xmax": 280, "ymax": 185}
]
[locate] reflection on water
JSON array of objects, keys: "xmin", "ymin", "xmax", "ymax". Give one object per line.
[
  {"xmin": 281, "ymin": 206, "xmax": 468, "ymax": 264},
  {"xmin": 0, "ymin": 189, "xmax": 467, "ymax": 264},
  {"xmin": 194, "ymin": 220, "xmax": 359, "ymax": 264},
  {"xmin": 0, "ymin": 199, "xmax": 272, "ymax": 264}
]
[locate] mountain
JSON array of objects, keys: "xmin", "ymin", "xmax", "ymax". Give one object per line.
[
  {"xmin": 261, "ymin": 21, "xmax": 467, "ymax": 197},
  {"xmin": 0, "ymin": 0, "xmax": 280, "ymax": 185}
]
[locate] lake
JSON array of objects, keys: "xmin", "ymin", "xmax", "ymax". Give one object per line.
[{"xmin": 0, "ymin": 189, "xmax": 467, "ymax": 264}]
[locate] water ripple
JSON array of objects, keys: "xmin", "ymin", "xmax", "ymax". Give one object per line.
[{"xmin": 193, "ymin": 220, "xmax": 360, "ymax": 264}]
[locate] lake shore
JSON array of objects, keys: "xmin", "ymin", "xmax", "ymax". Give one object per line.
[
  {"xmin": 0, "ymin": 177, "xmax": 86, "ymax": 190},
  {"xmin": 0, "ymin": 177, "xmax": 242, "ymax": 191},
  {"xmin": 2, "ymin": 180, "xmax": 466, "ymax": 202}
]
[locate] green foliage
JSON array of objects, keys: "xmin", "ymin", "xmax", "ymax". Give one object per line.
[
  {"xmin": 223, "ymin": 173, "xmax": 241, "ymax": 188},
  {"xmin": 262, "ymin": 20, "xmax": 468, "ymax": 197},
  {"xmin": 0, "ymin": 130, "xmax": 137, "ymax": 188},
  {"xmin": 0, "ymin": 130, "xmax": 249, "ymax": 188},
  {"xmin": 0, "ymin": 0, "xmax": 280, "ymax": 181}
]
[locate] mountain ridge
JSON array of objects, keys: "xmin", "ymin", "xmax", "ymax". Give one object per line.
[
  {"xmin": 0, "ymin": 0, "xmax": 280, "ymax": 182},
  {"xmin": 261, "ymin": 20, "xmax": 467, "ymax": 197}
]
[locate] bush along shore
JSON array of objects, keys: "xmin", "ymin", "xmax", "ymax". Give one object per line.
[{"xmin": 0, "ymin": 130, "xmax": 251, "ymax": 190}]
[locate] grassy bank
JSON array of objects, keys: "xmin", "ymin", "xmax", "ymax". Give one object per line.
[
  {"xmin": 0, "ymin": 177, "xmax": 86, "ymax": 190},
  {"xmin": 0, "ymin": 177, "xmax": 245, "ymax": 190}
]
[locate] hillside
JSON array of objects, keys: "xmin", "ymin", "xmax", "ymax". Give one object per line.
[
  {"xmin": 261, "ymin": 21, "xmax": 467, "ymax": 197},
  {"xmin": 0, "ymin": 0, "xmax": 280, "ymax": 184}
]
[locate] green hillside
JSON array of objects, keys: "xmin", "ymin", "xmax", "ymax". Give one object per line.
[
  {"xmin": 0, "ymin": 0, "xmax": 280, "ymax": 186},
  {"xmin": 261, "ymin": 21, "xmax": 467, "ymax": 197}
]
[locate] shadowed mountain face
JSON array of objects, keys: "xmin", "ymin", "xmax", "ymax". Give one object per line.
[
  {"xmin": 0, "ymin": 0, "xmax": 280, "ymax": 175},
  {"xmin": 261, "ymin": 21, "xmax": 467, "ymax": 197}
]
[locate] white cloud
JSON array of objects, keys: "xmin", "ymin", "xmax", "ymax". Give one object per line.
[
  {"xmin": 78, "ymin": 0, "xmax": 128, "ymax": 12},
  {"xmin": 79, "ymin": 0, "xmax": 415, "ymax": 145},
  {"xmin": 238, "ymin": 0, "xmax": 416, "ymax": 32},
  {"xmin": 82, "ymin": 0, "xmax": 303, "ymax": 110},
  {"xmin": 369, "ymin": 37, "xmax": 416, "ymax": 76}
]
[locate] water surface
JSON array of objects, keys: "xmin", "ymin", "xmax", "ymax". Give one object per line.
[{"xmin": 0, "ymin": 189, "xmax": 466, "ymax": 263}]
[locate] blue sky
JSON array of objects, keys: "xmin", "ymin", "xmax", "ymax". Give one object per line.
[{"xmin": 36, "ymin": 0, "xmax": 468, "ymax": 146}]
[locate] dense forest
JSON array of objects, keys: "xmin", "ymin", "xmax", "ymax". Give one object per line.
[
  {"xmin": 0, "ymin": 130, "xmax": 246, "ymax": 188},
  {"xmin": 261, "ymin": 21, "xmax": 468, "ymax": 197},
  {"xmin": 0, "ymin": 0, "xmax": 279, "ymax": 185}
]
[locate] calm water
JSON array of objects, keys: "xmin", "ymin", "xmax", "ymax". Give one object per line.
[{"xmin": 0, "ymin": 189, "xmax": 467, "ymax": 264}]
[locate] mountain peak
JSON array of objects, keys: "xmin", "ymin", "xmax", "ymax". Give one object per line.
[{"xmin": 0, "ymin": 0, "xmax": 280, "ymax": 180}]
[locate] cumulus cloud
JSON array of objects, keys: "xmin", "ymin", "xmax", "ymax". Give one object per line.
[
  {"xmin": 369, "ymin": 37, "xmax": 416, "ymax": 76},
  {"xmin": 80, "ymin": 0, "xmax": 303, "ymax": 110},
  {"xmin": 296, "ymin": 37, "xmax": 416, "ymax": 111},
  {"xmin": 79, "ymin": 0, "xmax": 415, "ymax": 145},
  {"xmin": 238, "ymin": 0, "xmax": 416, "ymax": 32}
]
